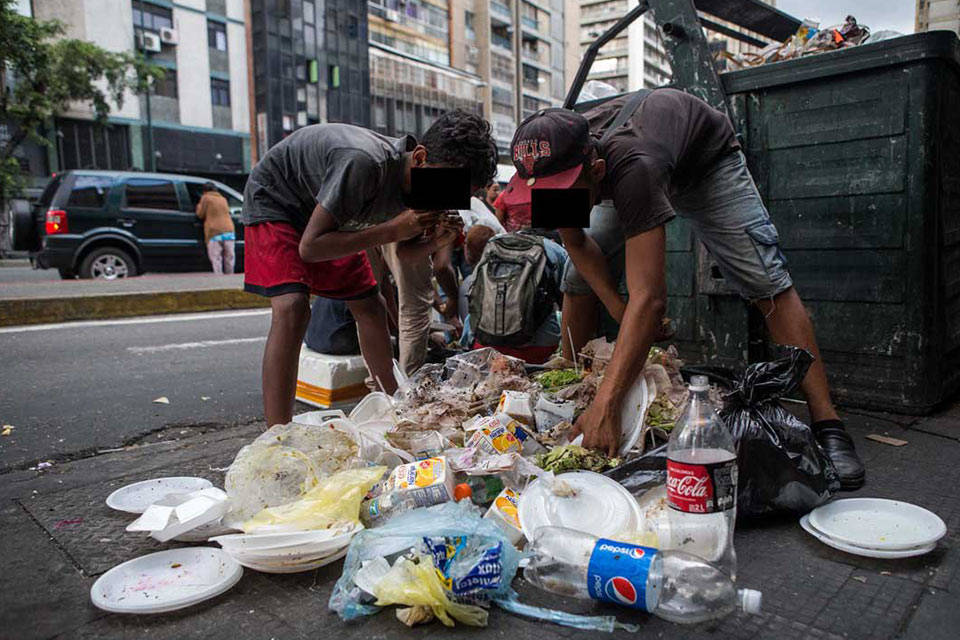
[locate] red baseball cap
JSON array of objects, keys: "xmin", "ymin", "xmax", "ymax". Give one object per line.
[{"xmin": 499, "ymin": 108, "xmax": 594, "ymax": 209}]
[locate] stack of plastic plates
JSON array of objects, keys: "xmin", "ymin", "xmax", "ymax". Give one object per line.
[
  {"xmin": 801, "ymin": 498, "xmax": 946, "ymax": 559},
  {"xmin": 518, "ymin": 470, "xmax": 643, "ymax": 542},
  {"xmin": 90, "ymin": 547, "xmax": 242, "ymax": 614},
  {"xmin": 210, "ymin": 522, "xmax": 361, "ymax": 573}
]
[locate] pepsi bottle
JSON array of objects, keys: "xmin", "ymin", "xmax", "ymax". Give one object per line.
[
  {"xmin": 667, "ymin": 375, "xmax": 738, "ymax": 579},
  {"xmin": 524, "ymin": 527, "xmax": 761, "ymax": 625}
]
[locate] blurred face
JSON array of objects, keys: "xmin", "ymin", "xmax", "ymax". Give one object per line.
[{"xmin": 486, "ymin": 182, "xmax": 502, "ymax": 205}]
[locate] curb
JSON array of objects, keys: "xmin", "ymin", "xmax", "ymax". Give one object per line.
[{"xmin": 0, "ymin": 288, "xmax": 271, "ymax": 327}]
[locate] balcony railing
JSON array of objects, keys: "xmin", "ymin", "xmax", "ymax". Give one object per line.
[
  {"xmin": 521, "ymin": 16, "xmax": 539, "ymax": 31},
  {"xmin": 491, "ymin": 1, "xmax": 511, "ymax": 17}
]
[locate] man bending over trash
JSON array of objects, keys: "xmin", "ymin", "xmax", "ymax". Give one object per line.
[
  {"xmin": 498, "ymin": 89, "xmax": 864, "ymax": 489},
  {"xmin": 243, "ymin": 111, "xmax": 498, "ymax": 427}
]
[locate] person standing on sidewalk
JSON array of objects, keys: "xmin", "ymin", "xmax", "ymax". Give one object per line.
[
  {"xmin": 498, "ymin": 90, "xmax": 864, "ymax": 489},
  {"xmin": 195, "ymin": 183, "xmax": 236, "ymax": 274},
  {"xmin": 242, "ymin": 111, "xmax": 497, "ymax": 426}
]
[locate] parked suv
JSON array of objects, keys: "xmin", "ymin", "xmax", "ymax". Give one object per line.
[{"xmin": 14, "ymin": 170, "xmax": 245, "ymax": 279}]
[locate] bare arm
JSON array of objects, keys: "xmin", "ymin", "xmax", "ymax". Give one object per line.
[
  {"xmin": 559, "ymin": 227, "xmax": 626, "ymax": 322},
  {"xmin": 298, "ymin": 204, "xmax": 440, "ymax": 263},
  {"xmin": 572, "ymin": 225, "xmax": 667, "ymax": 455},
  {"xmin": 432, "ymin": 240, "xmax": 460, "ymax": 321},
  {"xmin": 195, "ymin": 197, "xmax": 205, "ymax": 219}
]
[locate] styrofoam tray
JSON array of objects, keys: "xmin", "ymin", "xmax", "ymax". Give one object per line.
[
  {"xmin": 106, "ymin": 477, "xmax": 213, "ymax": 514},
  {"xmin": 90, "ymin": 547, "xmax": 242, "ymax": 614},
  {"xmin": 800, "ymin": 515, "xmax": 936, "ymax": 559},
  {"xmin": 234, "ymin": 547, "xmax": 348, "ymax": 573},
  {"xmin": 618, "ymin": 376, "xmax": 650, "ymax": 455},
  {"xmin": 518, "ymin": 471, "xmax": 642, "ymax": 541},
  {"xmin": 210, "ymin": 523, "xmax": 361, "ymax": 553},
  {"xmin": 808, "ymin": 498, "xmax": 946, "ymax": 551}
]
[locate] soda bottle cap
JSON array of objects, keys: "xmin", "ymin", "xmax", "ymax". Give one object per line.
[
  {"xmin": 454, "ymin": 483, "xmax": 473, "ymax": 502},
  {"xmin": 689, "ymin": 375, "xmax": 709, "ymax": 392},
  {"xmin": 738, "ymin": 589, "xmax": 762, "ymax": 615}
]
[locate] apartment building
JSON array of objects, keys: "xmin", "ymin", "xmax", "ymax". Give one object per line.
[
  {"xmin": 33, "ymin": 0, "xmax": 252, "ymax": 189},
  {"xmin": 449, "ymin": 0, "xmax": 570, "ymax": 161},
  {"xmin": 248, "ymin": 0, "xmax": 370, "ymax": 158},
  {"xmin": 916, "ymin": 0, "xmax": 960, "ymax": 35},
  {"xmin": 367, "ymin": 0, "xmax": 485, "ymax": 140}
]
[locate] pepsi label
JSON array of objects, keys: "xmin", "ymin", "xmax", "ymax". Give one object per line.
[
  {"xmin": 586, "ymin": 539, "xmax": 659, "ymax": 611},
  {"xmin": 667, "ymin": 457, "xmax": 737, "ymax": 514}
]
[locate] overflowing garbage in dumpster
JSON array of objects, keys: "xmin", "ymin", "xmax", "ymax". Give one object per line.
[{"xmin": 92, "ymin": 344, "xmax": 948, "ymax": 630}]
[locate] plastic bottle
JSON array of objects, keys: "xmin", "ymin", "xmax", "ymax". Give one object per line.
[
  {"xmin": 524, "ymin": 527, "xmax": 761, "ymax": 625},
  {"xmin": 666, "ymin": 375, "xmax": 738, "ymax": 578}
]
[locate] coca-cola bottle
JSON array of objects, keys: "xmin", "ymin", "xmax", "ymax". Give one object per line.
[{"xmin": 666, "ymin": 375, "xmax": 738, "ymax": 579}]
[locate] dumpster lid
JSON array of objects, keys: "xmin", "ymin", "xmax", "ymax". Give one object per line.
[
  {"xmin": 721, "ymin": 31, "xmax": 960, "ymax": 94},
  {"xmin": 695, "ymin": 0, "xmax": 800, "ymax": 42}
]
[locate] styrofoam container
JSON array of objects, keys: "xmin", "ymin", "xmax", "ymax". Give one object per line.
[
  {"xmin": 234, "ymin": 547, "xmax": 348, "ymax": 573},
  {"xmin": 90, "ymin": 547, "xmax": 242, "ymax": 614},
  {"xmin": 106, "ymin": 477, "xmax": 213, "ymax": 514},
  {"xmin": 126, "ymin": 488, "xmax": 228, "ymax": 543},
  {"xmin": 808, "ymin": 498, "xmax": 946, "ymax": 551}
]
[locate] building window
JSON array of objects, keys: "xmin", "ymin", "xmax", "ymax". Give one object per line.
[
  {"xmin": 304, "ymin": 0, "xmax": 315, "ymax": 24},
  {"xmin": 124, "ymin": 178, "xmax": 179, "ymax": 210},
  {"xmin": 211, "ymin": 78, "xmax": 230, "ymax": 106},
  {"xmin": 153, "ymin": 71, "xmax": 178, "ymax": 98},
  {"xmin": 348, "ymin": 15, "xmax": 359, "ymax": 38},
  {"xmin": 132, "ymin": 1, "xmax": 172, "ymax": 31},
  {"xmin": 208, "ymin": 20, "xmax": 227, "ymax": 51},
  {"xmin": 328, "ymin": 65, "xmax": 340, "ymax": 88}
]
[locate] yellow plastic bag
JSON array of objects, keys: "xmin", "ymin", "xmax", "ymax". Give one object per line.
[
  {"xmin": 373, "ymin": 556, "xmax": 488, "ymax": 627},
  {"xmin": 242, "ymin": 465, "xmax": 386, "ymax": 533}
]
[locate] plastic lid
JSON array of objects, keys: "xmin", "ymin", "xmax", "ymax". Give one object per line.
[
  {"xmin": 454, "ymin": 483, "xmax": 473, "ymax": 502},
  {"xmin": 689, "ymin": 375, "xmax": 709, "ymax": 392},
  {"xmin": 739, "ymin": 589, "xmax": 762, "ymax": 615}
]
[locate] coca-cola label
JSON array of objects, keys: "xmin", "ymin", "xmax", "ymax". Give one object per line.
[{"xmin": 666, "ymin": 458, "xmax": 737, "ymax": 513}]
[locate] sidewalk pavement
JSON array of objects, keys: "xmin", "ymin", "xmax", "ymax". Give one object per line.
[
  {"xmin": 2, "ymin": 404, "xmax": 958, "ymax": 640},
  {"xmin": 0, "ymin": 273, "xmax": 268, "ymax": 327}
]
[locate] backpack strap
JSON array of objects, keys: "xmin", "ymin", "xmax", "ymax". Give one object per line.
[{"xmin": 599, "ymin": 89, "xmax": 653, "ymax": 146}]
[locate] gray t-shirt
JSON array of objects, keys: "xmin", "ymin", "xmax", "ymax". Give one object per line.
[{"xmin": 243, "ymin": 124, "xmax": 414, "ymax": 231}]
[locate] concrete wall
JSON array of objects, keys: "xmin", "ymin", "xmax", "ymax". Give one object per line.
[
  {"xmin": 227, "ymin": 21, "xmax": 249, "ymax": 133},
  {"xmin": 174, "ymin": 7, "xmax": 213, "ymax": 128}
]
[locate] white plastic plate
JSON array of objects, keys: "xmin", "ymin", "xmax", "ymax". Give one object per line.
[
  {"xmin": 106, "ymin": 477, "xmax": 213, "ymax": 514},
  {"xmin": 90, "ymin": 547, "xmax": 242, "ymax": 614},
  {"xmin": 808, "ymin": 498, "xmax": 946, "ymax": 551},
  {"xmin": 234, "ymin": 547, "xmax": 348, "ymax": 574},
  {"xmin": 518, "ymin": 470, "xmax": 642, "ymax": 542},
  {"xmin": 618, "ymin": 376, "xmax": 649, "ymax": 456},
  {"xmin": 800, "ymin": 515, "xmax": 936, "ymax": 559}
]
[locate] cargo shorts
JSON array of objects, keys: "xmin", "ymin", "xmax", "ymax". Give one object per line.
[{"xmin": 562, "ymin": 151, "xmax": 793, "ymax": 301}]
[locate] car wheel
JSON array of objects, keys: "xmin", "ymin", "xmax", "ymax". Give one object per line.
[
  {"xmin": 9, "ymin": 200, "xmax": 38, "ymax": 252},
  {"xmin": 79, "ymin": 247, "xmax": 138, "ymax": 280},
  {"xmin": 58, "ymin": 268, "xmax": 77, "ymax": 279}
]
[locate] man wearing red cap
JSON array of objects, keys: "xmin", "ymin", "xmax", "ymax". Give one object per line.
[{"xmin": 498, "ymin": 88, "xmax": 864, "ymax": 489}]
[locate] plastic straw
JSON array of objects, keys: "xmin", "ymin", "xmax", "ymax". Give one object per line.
[{"xmin": 567, "ymin": 326, "xmax": 579, "ymax": 375}]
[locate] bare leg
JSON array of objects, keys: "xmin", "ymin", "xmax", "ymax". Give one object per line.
[
  {"xmin": 347, "ymin": 293, "xmax": 398, "ymax": 395},
  {"xmin": 262, "ymin": 292, "xmax": 311, "ymax": 427},
  {"xmin": 755, "ymin": 287, "xmax": 839, "ymax": 423},
  {"xmin": 561, "ymin": 292, "xmax": 599, "ymax": 362}
]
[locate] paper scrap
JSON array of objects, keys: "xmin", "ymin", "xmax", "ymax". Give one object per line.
[
  {"xmin": 153, "ymin": 396, "xmax": 170, "ymax": 404},
  {"xmin": 1, "ymin": 425, "xmax": 14, "ymax": 436},
  {"xmin": 201, "ymin": 396, "xmax": 211, "ymax": 401},
  {"xmin": 852, "ymin": 576, "xmax": 867, "ymax": 584},
  {"xmin": 866, "ymin": 434, "xmax": 908, "ymax": 447}
]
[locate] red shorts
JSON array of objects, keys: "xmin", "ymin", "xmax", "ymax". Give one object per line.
[{"xmin": 243, "ymin": 221, "xmax": 377, "ymax": 299}]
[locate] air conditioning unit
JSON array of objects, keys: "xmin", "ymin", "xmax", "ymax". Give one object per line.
[
  {"xmin": 136, "ymin": 30, "xmax": 162, "ymax": 53},
  {"xmin": 159, "ymin": 27, "xmax": 179, "ymax": 45},
  {"xmin": 385, "ymin": 9, "xmax": 400, "ymax": 22}
]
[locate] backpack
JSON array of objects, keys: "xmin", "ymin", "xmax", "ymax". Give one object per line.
[{"xmin": 469, "ymin": 233, "xmax": 560, "ymax": 347}]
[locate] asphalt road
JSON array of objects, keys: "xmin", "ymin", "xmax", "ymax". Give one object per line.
[
  {"xmin": 0, "ymin": 264, "xmax": 59, "ymax": 284},
  {"xmin": 0, "ymin": 309, "xmax": 275, "ymax": 472}
]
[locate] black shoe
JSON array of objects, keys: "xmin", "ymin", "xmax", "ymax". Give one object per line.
[{"xmin": 813, "ymin": 420, "xmax": 865, "ymax": 491}]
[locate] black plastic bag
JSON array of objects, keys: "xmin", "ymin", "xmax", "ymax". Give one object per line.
[{"xmin": 720, "ymin": 346, "xmax": 840, "ymax": 518}]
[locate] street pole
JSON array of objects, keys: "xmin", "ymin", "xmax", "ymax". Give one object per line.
[{"xmin": 137, "ymin": 2, "xmax": 156, "ymax": 172}]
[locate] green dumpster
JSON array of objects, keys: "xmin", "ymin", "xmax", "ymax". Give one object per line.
[{"xmin": 674, "ymin": 31, "xmax": 960, "ymax": 414}]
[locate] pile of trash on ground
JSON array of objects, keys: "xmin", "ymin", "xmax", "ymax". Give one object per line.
[{"xmin": 89, "ymin": 344, "xmax": 944, "ymax": 631}]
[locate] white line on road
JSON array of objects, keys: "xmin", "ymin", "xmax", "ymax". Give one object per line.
[
  {"xmin": 128, "ymin": 336, "xmax": 266, "ymax": 354},
  {"xmin": 0, "ymin": 309, "xmax": 272, "ymax": 335}
]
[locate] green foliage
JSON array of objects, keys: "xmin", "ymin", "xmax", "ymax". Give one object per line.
[{"xmin": 0, "ymin": 0, "xmax": 162, "ymax": 200}]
